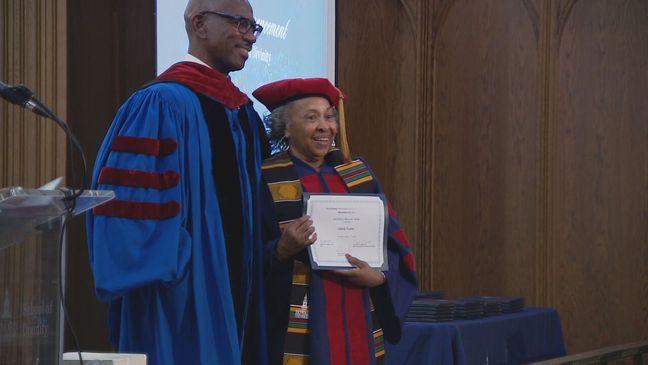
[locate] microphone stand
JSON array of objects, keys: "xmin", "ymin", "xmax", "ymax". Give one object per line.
[{"xmin": 1, "ymin": 82, "xmax": 87, "ymax": 365}]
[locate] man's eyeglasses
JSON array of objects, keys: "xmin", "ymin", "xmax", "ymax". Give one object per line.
[{"xmin": 201, "ymin": 11, "xmax": 263, "ymax": 37}]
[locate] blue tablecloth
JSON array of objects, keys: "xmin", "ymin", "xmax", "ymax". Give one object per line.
[{"xmin": 385, "ymin": 307, "xmax": 566, "ymax": 365}]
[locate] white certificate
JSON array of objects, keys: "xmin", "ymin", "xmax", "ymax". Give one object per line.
[{"xmin": 304, "ymin": 193, "xmax": 388, "ymax": 270}]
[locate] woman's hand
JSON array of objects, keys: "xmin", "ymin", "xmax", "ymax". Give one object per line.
[
  {"xmin": 332, "ymin": 254, "xmax": 386, "ymax": 288},
  {"xmin": 275, "ymin": 215, "xmax": 316, "ymax": 261}
]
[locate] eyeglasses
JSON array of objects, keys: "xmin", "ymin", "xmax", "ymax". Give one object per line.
[{"xmin": 200, "ymin": 11, "xmax": 263, "ymax": 37}]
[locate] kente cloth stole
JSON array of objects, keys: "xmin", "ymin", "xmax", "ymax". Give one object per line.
[{"xmin": 261, "ymin": 153, "xmax": 384, "ymax": 365}]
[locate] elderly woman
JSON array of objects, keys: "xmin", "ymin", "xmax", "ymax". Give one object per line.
[{"xmin": 254, "ymin": 78, "xmax": 417, "ymax": 365}]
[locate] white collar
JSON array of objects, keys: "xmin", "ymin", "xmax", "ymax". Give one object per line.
[{"xmin": 184, "ymin": 54, "xmax": 212, "ymax": 69}]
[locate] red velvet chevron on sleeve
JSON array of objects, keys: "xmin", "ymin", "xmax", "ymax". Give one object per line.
[
  {"xmin": 111, "ymin": 135, "xmax": 178, "ymax": 156},
  {"xmin": 98, "ymin": 167, "xmax": 180, "ymax": 190},
  {"xmin": 92, "ymin": 200, "xmax": 180, "ymax": 220}
]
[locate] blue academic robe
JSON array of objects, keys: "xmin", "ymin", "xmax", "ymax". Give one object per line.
[{"xmin": 86, "ymin": 81, "xmax": 268, "ymax": 365}]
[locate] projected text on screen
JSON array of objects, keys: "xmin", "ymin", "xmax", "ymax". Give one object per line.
[{"xmin": 156, "ymin": 0, "xmax": 335, "ymax": 118}]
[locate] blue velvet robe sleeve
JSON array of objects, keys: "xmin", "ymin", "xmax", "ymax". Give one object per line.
[
  {"xmin": 88, "ymin": 85, "xmax": 192, "ymax": 301},
  {"xmin": 86, "ymin": 83, "xmax": 241, "ymax": 365},
  {"xmin": 362, "ymin": 159, "xmax": 418, "ymax": 342}
]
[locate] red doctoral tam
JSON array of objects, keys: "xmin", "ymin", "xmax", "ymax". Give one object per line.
[{"xmin": 252, "ymin": 77, "xmax": 342, "ymax": 111}]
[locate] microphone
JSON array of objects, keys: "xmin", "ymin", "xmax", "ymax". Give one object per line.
[
  {"xmin": 0, "ymin": 80, "xmax": 50, "ymax": 117},
  {"xmin": 0, "ymin": 80, "xmax": 89, "ymax": 200},
  {"xmin": 1, "ymin": 81, "xmax": 91, "ymax": 365}
]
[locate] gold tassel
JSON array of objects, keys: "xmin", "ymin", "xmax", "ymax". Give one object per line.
[{"xmin": 337, "ymin": 94, "xmax": 352, "ymax": 163}]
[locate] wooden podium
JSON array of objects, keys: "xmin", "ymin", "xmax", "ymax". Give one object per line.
[{"xmin": 0, "ymin": 187, "xmax": 114, "ymax": 365}]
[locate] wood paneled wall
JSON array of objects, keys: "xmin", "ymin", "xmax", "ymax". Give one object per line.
[
  {"xmin": 64, "ymin": 0, "xmax": 156, "ymax": 351},
  {"xmin": 338, "ymin": 0, "xmax": 648, "ymax": 354},
  {"xmin": 1, "ymin": 0, "xmax": 67, "ymax": 188},
  {"xmin": 337, "ymin": 0, "xmax": 423, "ymax": 282},
  {"xmin": 1, "ymin": 0, "xmax": 68, "ymax": 362},
  {"xmin": 550, "ymin": 0, "xmax": 648, "ymax": 350}
]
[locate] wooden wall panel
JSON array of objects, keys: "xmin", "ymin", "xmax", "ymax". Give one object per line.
[
  {"xmin": 551, "ymin": 0, "xmax": 648, "ymax": 352},
  {"xmin": 340, "ymin": 0, "xmax": 648, "ymax": 355},
  {"xmin": 0, "ymin": 0, "xmax": 67, "ymax": 188},
  {"xmin": 337, "ymin": 0, "xmax": 422, "ymax": 281},
  {"xmin": 430, "ymin": 0, "xmax": 541, "ymax": 301},
  {"xmin": 65, "ymin": 0, "xmax": 156, "ymax": 351}
]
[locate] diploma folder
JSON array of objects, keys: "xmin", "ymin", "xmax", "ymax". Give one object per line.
[{"xmin": 303, "ymin": 193, "xmax": 389, "ymax": 270}]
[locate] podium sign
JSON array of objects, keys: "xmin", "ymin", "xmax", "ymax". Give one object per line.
[{"xmin": 0, "ymin": 187, "xmax": 114, "ymax": 364}]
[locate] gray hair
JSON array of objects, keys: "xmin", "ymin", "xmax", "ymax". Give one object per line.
[
  {"xmin": 267, "ymin": 104, "xmax": 291, "ymax": 140},
  {"xmin": 267, "ymin": 103, "xmax": 339, "ymax": 140},
  {"xmin": 265, "ymin": 102, "xmax": 339, "ymax": 153}
]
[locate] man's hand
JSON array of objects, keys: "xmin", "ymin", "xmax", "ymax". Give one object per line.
[
  {"xmin": 275, "ymin": 215, "xmax": 316, "ymax": 261},
  {"xmin": 332, "ymin": 254, "xmax": 386, "ymax": 288}
]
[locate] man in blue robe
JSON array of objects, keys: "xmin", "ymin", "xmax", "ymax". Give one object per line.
[{"xmin": 86, "ymin": 1, "xmax": 270, "ymax": 364}]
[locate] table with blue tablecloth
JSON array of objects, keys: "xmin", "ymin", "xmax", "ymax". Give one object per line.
[{"xmin": 385, "ymin": 307, "xmax": 566, "ymax": 365}]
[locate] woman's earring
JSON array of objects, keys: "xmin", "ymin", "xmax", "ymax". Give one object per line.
[{"xmin": 278, "ymin": 135, "xmax": 287, "ymax": 149}]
